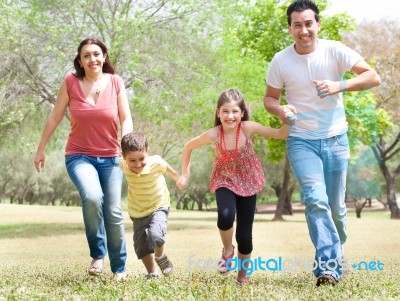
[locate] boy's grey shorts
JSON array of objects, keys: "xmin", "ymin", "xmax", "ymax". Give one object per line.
[{"xmin": 130, "ymin": 206, "xmax": 169, "ymax": 259}]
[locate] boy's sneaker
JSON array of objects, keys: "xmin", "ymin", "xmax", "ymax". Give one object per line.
[
  {"xmin": 112, "ymin": 272, "xmax": 127, "ymax": 281},
  {"xmin": 145, "ymin": 272, "xmax": 159, "ymax": 280},
  {"xmin": 155, "ymin": 254, "xmax": 173, "ymax": 276}
]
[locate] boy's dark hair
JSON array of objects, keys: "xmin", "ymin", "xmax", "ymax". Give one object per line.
[
  {"xmin": 121, "ymin": 132, "xmax": 148, "ymax": 154},
  {"xmin": 287, "ymin": 0, "xmax": 320, "ymax": 25}
]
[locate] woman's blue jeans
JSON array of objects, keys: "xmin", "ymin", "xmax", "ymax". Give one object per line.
[
  {"xmin": 65, "ymin": 154, "xmax": 127, "ymax": 273},
  {"xmin": 286, "ymin": 133, "xmax": 349, "ymax": 281}
]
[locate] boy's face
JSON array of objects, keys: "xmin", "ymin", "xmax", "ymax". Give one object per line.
[{"xmin": 123, "ymin": 150, "xmax": 148, "ymax": 174}]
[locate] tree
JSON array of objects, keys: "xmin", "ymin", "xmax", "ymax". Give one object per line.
[
  {"xmin": 0, "ymin": 0, "xmax": 233, "ymax": 206},
  {"xmin": 343, "ymin": 21, "xmax": 400, "ymax": 219}
]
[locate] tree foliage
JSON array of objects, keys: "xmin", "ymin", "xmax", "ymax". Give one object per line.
[{"xmin": 0, "ymin": 0, "xmax": 397, "ymax": 215}]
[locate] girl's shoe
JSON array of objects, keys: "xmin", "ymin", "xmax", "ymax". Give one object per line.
[
  {"xmin": 236, "ymin": 277, "xmax": 250, "ymax": 286},
  {"xmin": 88, "ymin": 258, "xmax": 103, "ymax": 276},
  {"xmin": 217, "ymin": 245, "xmax": 235, "ymax": 275}
]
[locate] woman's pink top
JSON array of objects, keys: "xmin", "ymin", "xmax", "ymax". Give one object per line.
[
  {"xmin": 210, "ymin": 126, "xmax": 265, "ymax": 196},
  {"xmin": 64, "ymin": 73, "xmax": 122, "ymax": 157}
]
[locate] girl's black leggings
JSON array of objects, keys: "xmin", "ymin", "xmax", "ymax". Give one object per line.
[{"xmin": 216, "ymin": 187, "xmax": 257, "ymax": 255}]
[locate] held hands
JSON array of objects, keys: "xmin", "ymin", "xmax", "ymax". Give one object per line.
[
  {"xmin": 313, "ymin": 80, "xmax": 341, "ymax": 98},
  {"xmin": 176, "ymin": 175, "xmax": 189, "ymax": 190},
  {"xmin": 279, "ymin": 105, "xmax": 297, "ymax": 124}
]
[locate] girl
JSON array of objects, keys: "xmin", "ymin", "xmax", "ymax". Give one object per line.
[{"xmin": 177, "ymin": 89, "xmax": 294, "ymax": 285}]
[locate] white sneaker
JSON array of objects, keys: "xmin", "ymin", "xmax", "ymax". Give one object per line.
[
  {"xmin": 112, "ymin": 272, "xmax": 127, "ymax": 281},
  {"xmin": 145, "ymin": 272, "xmax": 159, "ymax": 280}
]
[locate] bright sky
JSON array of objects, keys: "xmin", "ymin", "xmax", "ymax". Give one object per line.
[{"xmin": 325, "ymin": 0, "xmax": 400, "ymax": 23}]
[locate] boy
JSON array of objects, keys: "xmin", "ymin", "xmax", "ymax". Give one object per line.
[{"xmin": 120, "ymin": 131, "xmax": 179, "ymax": 279}]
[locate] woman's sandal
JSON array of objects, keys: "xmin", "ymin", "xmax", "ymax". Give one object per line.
[
  {"xmin": 217, "ymin": 245, "xmax": 235, "ymax": 275},
  {"xmin": 88, "ymin": 258, "xmax": 103, "ymax": 276}
]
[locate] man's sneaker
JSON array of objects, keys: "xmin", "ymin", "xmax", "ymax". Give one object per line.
[
  {"xmin": 316, "ymin": 274, "xmax": 338, "ymax": 287},
  {"xmin": 145, "ymin": 272, "xmax": 160, "ymax": 280},
  {"xmin": 112, "ymin": 272, "xmax": 127, "ymax": 281},
  {"xmin": 155, "ymin": 254, "xmax": 173, "ymax": 276}
]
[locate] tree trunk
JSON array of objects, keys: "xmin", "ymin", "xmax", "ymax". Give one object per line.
[
  {"xmin": 273, "ymin": 155, "xmax": 291, "ymax": 221},
  {"xmin": 371, "ymin": 137, "xmax": 400, "ymax": 219},
  {"xmin": 385, "ymin": 175, "xmax": 400, "ymax": 219},
  {"xmin": 353, "ymin": 198, "xmax": 367, "ymax": 218},
  {"xmin": 283, "ymin": 186, "xmax": 294, "ymax": 215}
]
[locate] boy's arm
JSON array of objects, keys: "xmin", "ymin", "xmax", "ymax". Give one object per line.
[{"xmin": 165, "ymin": 162, "xmax": 179, "ymax": 182}]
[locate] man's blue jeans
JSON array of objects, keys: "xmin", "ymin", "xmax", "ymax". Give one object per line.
[
  {"xmin": 286, "ymin": 133, "xmax": 349, "ymax": 281},
  {"xmin": 65, "ymin": 155, "xmax": 127, "ymax": 273}
]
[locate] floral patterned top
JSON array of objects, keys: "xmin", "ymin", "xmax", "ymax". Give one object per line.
[{"xmin": 210, "ymin": 126, "xmax": 265, "ymax": 196}]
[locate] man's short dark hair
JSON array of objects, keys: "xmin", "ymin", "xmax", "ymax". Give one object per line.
[{"xmin": 287, "ymin": 0, "xmax": 320, "ymax": 25}]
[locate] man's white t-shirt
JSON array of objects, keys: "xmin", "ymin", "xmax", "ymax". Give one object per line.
[{"xmin": 267, "ymin": 39, "xmax": 362, "ymax": 139}]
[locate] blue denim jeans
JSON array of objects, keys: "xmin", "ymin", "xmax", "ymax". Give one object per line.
[
  {"xmin": 286, "ymin": 133, "xmax": 349, "ymax": 281},
  {"xmin": 65, "ymin": 154, "xmax": 127, "ymax": 273}
]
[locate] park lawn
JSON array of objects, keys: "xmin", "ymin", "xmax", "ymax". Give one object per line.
[{"xmin": 0, "ymin": 204, "xmax": 399, "ymax": 301}]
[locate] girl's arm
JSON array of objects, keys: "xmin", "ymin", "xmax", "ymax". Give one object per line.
[
  {"xmin": 34, "ymin": 79, "xmax": 70, "ymax": 172},
  {"xmin": 244, "ymin": 120, "xmax": 290, "ymax": 140},
  {"xmin": 117, "ymin": 81, "xmax": 133, "ymax": 137},
  {"xmin": 176, "ymin": 128, "xmax": 215, "ymax": 190}
]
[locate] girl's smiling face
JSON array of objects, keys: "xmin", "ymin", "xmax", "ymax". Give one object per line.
[{"xmin": 217, "ymin": 101, "xmax": 244, "ymax": 130}]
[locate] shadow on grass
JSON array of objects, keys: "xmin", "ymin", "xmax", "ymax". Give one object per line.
[
  {"xmin": 0, "ymin": 222, "xmax": 215, "ymax": 238},
  {"xmin": 0, "ymin": 223, "xmax": 85, "ymax": 239},
  {"xmin": 169, "ymin": 215, "xmax": 306, "ymax": 224}
]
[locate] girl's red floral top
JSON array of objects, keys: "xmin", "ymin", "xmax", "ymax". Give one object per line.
[{"xmin": 210, "ymin": 125, "xmax": 265, "ymax": 196}]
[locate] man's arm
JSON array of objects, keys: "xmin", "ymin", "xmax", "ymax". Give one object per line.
[
  {"xmin": 313, "ymin": 60, "xmax": 381, "ymax": 98},
  {"xmin": 264, "ymin": 85, "xmax": 297, "ymax": 123},
  {"xmin": 347, "ymin": 60, "xmax": 381, "ymax": 91}
]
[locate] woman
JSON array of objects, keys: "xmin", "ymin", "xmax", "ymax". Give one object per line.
[{"xmin": 34, "ymin": 38, "xmax": 133, "ymax": 281}]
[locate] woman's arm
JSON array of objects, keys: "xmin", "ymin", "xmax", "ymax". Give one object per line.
[
  {"xmin": 117, "ymin": 81, "xmax": 133, "ymax": 137},
  {"xmin": 34, "ymin": 79, "xmax": 70, "ymax": 172}
]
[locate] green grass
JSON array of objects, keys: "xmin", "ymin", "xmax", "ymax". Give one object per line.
[{"xmin": 0, "ymin": 204, "xmax": 399, "ymax": 300}]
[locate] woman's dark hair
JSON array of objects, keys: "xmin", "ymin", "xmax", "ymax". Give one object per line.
[
  {"xmin": 214, "ymin": 89, "xmax": 250, "ymax": 127},
  {"xmin": 287, "ymin": 0, "xmax": 320, "ymax": 25},
  {"xmin": 73, "ymin": 38, "xmax": 115, "ymax": 79}
]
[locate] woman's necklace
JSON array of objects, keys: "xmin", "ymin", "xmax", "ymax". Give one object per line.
[
  {"xmin": 219, "ymin": 122, "xmax": 241, "ymax": 161},
  {"xmin": 84, "ymin": 76, "xmax": 103, "ymax": 95}
]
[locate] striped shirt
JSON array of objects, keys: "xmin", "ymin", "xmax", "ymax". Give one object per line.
[{"xmin": 120, "ymin": 155, "xmax": 170, "ymax": 218}]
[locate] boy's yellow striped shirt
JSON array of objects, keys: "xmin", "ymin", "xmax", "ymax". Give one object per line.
[{"xmin": 120, "ymin": 155, "xmax": 170, "ymax": 218}]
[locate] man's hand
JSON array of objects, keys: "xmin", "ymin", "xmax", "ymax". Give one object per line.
[{"xmin": 313, "ymin": 80, "xmax": 341, "ymax": 98}]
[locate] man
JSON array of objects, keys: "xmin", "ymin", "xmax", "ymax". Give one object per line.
[{"xmin": 264, "ymin": 0, "xmax": 380, "ymax": 286}]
